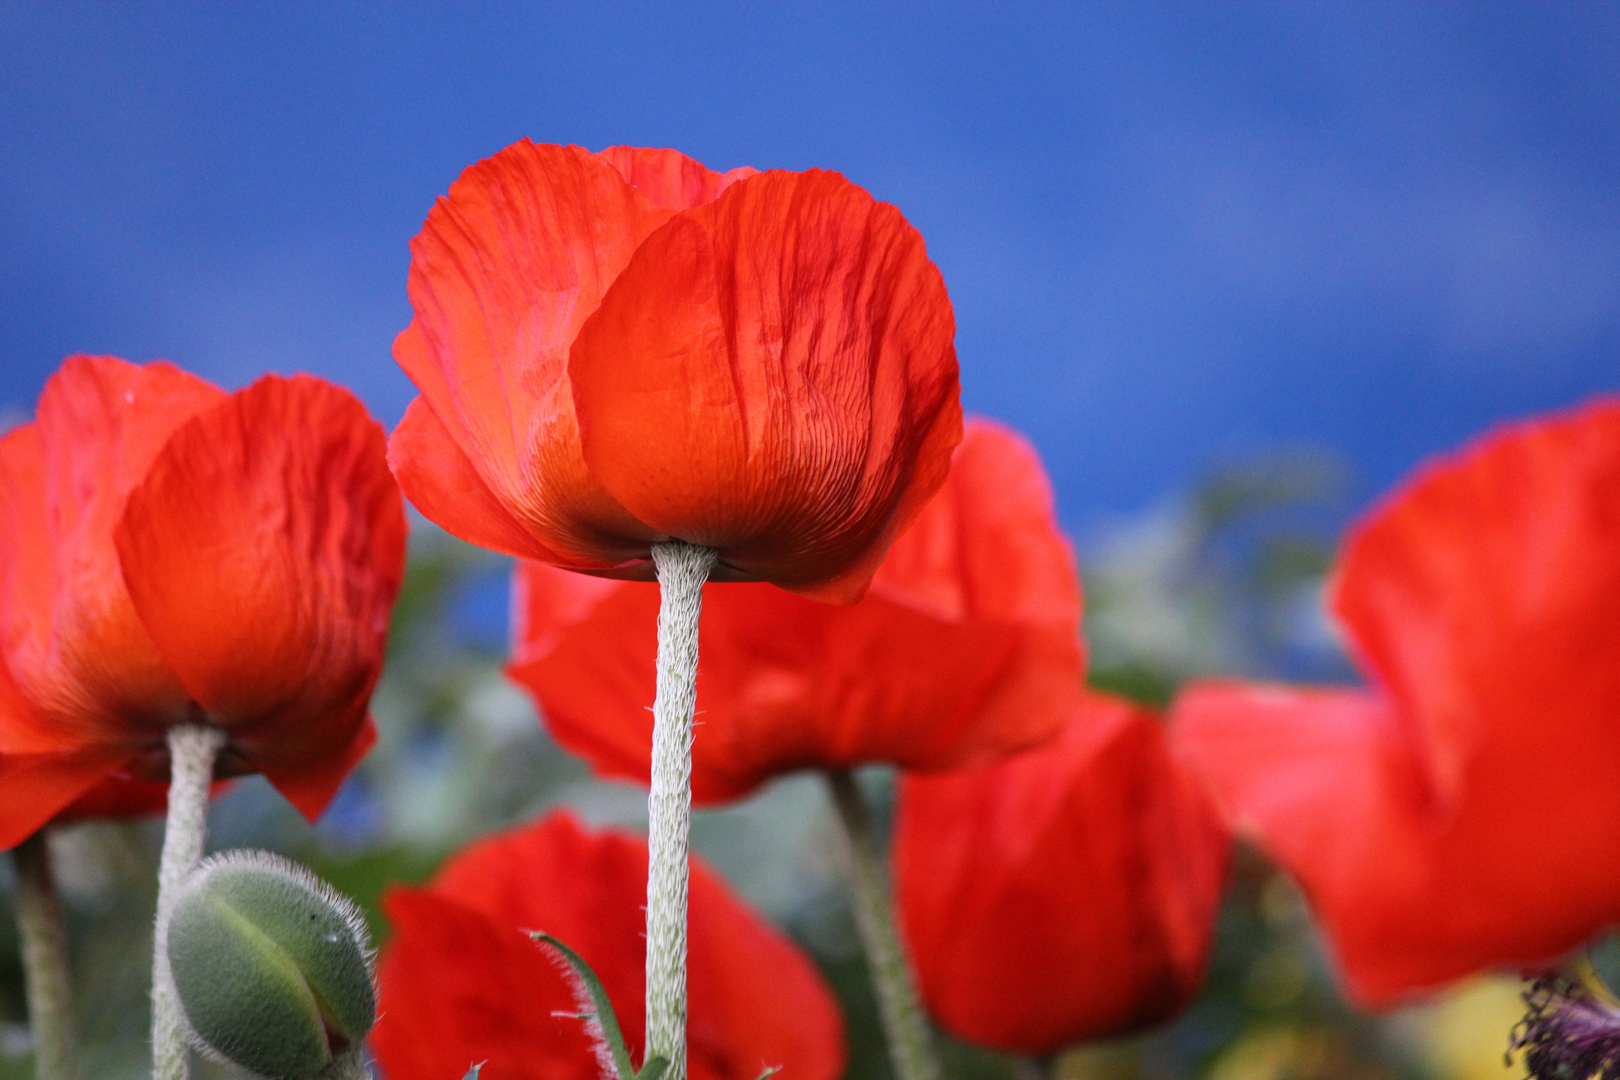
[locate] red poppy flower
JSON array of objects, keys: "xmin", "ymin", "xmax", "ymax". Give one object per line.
[
  {"xmin": 0, "ymin": 356, "xmax": 406, "ymax": 849},
  {"xmin": 507, "ymin": 418, "xmax": 1084, "ymax": 803},
  {"xmin": 894, "ymin": 690, "xmax": 1229, "ymax": 1054},
  {"xmin": 371, "ymin": 811, "xmax": 846, "ymax": 1080},
  {"xmin": 388, "ymin": 140, "xmax": 961, "ymax": 602},
  {"xmin": 1171, "ymin": 398, "xmax": 1620, "ymax": 1006}
]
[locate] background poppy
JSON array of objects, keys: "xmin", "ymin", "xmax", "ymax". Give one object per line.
[
  {"xmin": 1172, "ymin": 398, "xmax": 1620, "ymax": 1005},
  {"xmin": 896, "ymin": 690, "xmax": 1230, "ymax": 1054},
  {"xmin": 0, "ymin": 355, "xmax": 406, "ymax": 849},
  {"xmin": 371, "ymin": 811, "xmax": 846, "ymax": 1080}
]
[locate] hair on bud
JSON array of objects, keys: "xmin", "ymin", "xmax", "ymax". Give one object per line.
[{"xmin": 156, "ymin": 849, "xmax": 376, "ymax": 1080}]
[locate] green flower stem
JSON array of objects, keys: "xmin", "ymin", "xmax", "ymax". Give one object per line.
[
  {"xmin": 152, "ymin": 724, "xmax": 225, "ymax": 1080},
  {"xmin": 645, "ymin": 541, "xmax": 718, "ymax": 1080},
  {"xmin": 826, "ymin": 770, "xmax": 941, "ymax": 1080},
  {"xmin": 14, "ymin": 830, "xmax": 77, "ymax": 1080}
]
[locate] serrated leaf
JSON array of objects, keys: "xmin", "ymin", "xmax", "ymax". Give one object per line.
[{"xmin": 532, "ymin": 932, "xmax": 638, "ymax": 1080}]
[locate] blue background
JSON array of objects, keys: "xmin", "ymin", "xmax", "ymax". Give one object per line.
[{"xmin": 3, "ymin": 2, "xmax": 1618, "ymax": 536}]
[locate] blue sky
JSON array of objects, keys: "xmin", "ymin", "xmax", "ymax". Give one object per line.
[{"xmin": 3, "ymin": 2, "xmax": 1618, "ymax": 539}]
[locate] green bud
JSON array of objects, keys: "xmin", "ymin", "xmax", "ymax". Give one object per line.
[{"xmin": 156, "ymin": 850, "xmax": 375, "ymax": 1080}]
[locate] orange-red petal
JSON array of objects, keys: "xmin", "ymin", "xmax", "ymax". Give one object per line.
[
  {"xmin": 1334, "ymin": 397, "xmax": 1620, "ymax": 814},
  {"xmin": 1170, "ymin": 397, "xmax": 1620, "ymax": 1005},
  {"xmin": 113, "ymin": 374, "xmax": 404, "ymax": 818},
  {"xmin": 897, "ymin": 692, "xmax": 1230, "ymax": 1053},
  {"xmin": 371, "ymin": 811, "xmax": 845, "ymax": 1080},
  {"xmin": 592, "ymin": 145, "xmax": 757, "ymax": 212},
  {"xmin": 569, "ymin": 168, "xmax": 961, "ymax": 600},
  {"xmin": 387, "ymin": 392, "xmax": 563, "ymax": 561},
  {"xmin": 0, "ymin": 746, "xmax": 134, "ymax": 850},
  {"xmin": 393, "ymin": 140, "xmax": 676, "ymax": 568},
  {"xmin": 1, "ymin": 357, "xmax": 224, "ymax": 743},
  {"xmin": 509, "ymin": 420, "xmax": 1080, "ymax": 802}
]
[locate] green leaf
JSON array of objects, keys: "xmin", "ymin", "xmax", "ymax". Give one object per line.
[
  {"xmin": 637, "ymin": 1056, "xmax": 670, "ymax": 1080},
  {"xmin": 461, "ymin": 1067, "xmax": 482, "ymax": 1080},
  {"xmin": 755, "ymin": 1068, "xmax": 782, "ymax": 1080},
  {"xmin": 531, "ymin": 932, "xmax": 638, "ymax": 1080}
]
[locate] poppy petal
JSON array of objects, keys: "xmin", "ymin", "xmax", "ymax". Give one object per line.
[
  {"xmin": 257, "ymin": 712, "xmax": 377, "ymax": 823},
  {"xmin": 569, "ymin": 168, "xmax": 961, "ymax": 600},
  {"xmin": 1171, "ymin": 400, "xmax": 1620, "ymax": 1005},
  {"xmin": 509, "ymin": 419, "xmax": 1080, "ymax": 802},
  {"xmin": 1170, "ymin": 682, "xmax": 1464, "ymax": 1005},
  {"xmin": 0, "ymin": 480, "xmax": 78, "ymax": 756},
  {"xmin": 388, "ymin": 393, "xmax": 564, "ymax": 561},
  {"xmin": 898, "ymin": 692, "xmax": 1230, "ymax": 1053},
  {"xmin": 113, "ymin": 375, "xmax": 404, "ymax": 814},
  {"xmin": 0, "ymin": 747, "xmax": 133, "ymax": 850},
  {"xmin": 870, "ymin": 418, "xmax": 1082, "ymax": 629},
  {"xmin": 374, "ymin": 890, "xmax": 600, "ymax": 1080},
  {"xmin": 6, "ymin": 357, "xmax": 224, "ymax": 741},
  {"xmin": 394, "ymin": 140, "xmax": 673, "ymax": 567},
  {"xmin": 592, "ymin": 146, "xmax": 757, "ymax": 212},
  {"xmin": 373, "ymin": 812, "xmax": 845, "ymax": 1080},
  {"xmin": 1333, "ymin": 398, "xmax": 1620, "ymax": 815}
]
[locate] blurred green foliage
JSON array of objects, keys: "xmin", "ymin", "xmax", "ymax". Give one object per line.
[{"xmin": 0, "ymin": 451, "xmax": 1529, "ymax": 1080}]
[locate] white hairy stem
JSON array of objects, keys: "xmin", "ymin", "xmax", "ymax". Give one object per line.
[
  {"xmin": 15, "ymin": 830, "xmax": 78, "ymax": 1080},
  {"xmin": 152, "ymin": 724, "xmax": 225, "ymax": 1080},
  {"xmin": 827, "ymin": 770, "xmax": 942, "ymax": 1080},
  {"xmin": 644, "ymin": 541, "xmax": 718, "ymax": 1080}
]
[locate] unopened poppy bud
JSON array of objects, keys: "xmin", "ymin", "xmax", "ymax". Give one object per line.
[{"xmin": 156, "ymin": 850, "xmax": 376, "ymax": 1080}]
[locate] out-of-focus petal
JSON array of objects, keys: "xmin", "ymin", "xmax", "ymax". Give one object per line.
[
  {"xmin": 1333, "ymin": 398, "xmax": 1620, "ymax": 814},
  {"xmin": 3, "ymin": 357, "xmax": 223, "ymax": 741},
  {"xmin": 0, "ymin": 747, "xmax": 133, "ymax": 850},
  {"xmin": 113, "ymin": 375, "xmax": 404, "ymax": 817},
  {"xmin": 1169, "ymin": 394, "xmax": 1620, "ymax": 1006},
  {"xmin": 395, "ymin": 140, "xmax": 672, "ymax": 568},
  {"xmin": 54, "ymin": 774, "xmax": 218, "ymax": 824},
  {"xmin": 509, "ymin": 419, "xmax": 1080, "ymax": 802},
  {"xmin": 592, "ymin": 146, "xmax": 757, "ymax": 212},
  {"xmin": 373, "ymin": 812, "xmax": 845, "ymax": 1080},
  {"xmin": 1173, "ymin": 678, "xmax": 1620, "ymax": 1006},
  {"xmin": 897, "ymin": 692, "xmax": 1229, "ymax": 1053},
  {"xmin": 870, "ymin": 418, "xmax": 1082, "ymax": 629},
  {"xmin": 257, "ymin": 714, "xmax": 376, "ymax": 822},
  {"xmin": 374, "ymin": 890, "xmax": 600, "ymax": 1080},
  {"xmin": 570, "ymin": 168, "xmax": 961, "ymax": 601}
]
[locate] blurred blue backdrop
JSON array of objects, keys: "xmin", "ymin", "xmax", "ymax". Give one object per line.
[{"xmin": 3, "ymin": 1, "xmax": 1618, "ymax": 535}]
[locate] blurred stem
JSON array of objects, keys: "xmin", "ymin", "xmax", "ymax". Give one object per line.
[
  {"xmin": 152, "ymin": 724, "xmax": 225, "ymax": 1080},
  {"xmin": 826, "ymin": 770, "xmax": 941, "ymax": 1080},
  {"xmin": 324, "ymin": 1050, "xmax": 371, "ymax": 1079},
  {"xmin": 1018, "ymin": 1055, "xmax": 1055, "ymax": 1080},
  {"xmin": 645, "ymin": 541, "xmax": 718, "ymax": 1080},
  {"xmin": 15, "ymin": 830, "xmax": 77, "ymax": 1080}
]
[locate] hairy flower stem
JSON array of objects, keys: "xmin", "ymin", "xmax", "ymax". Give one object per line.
[
  {"xmin": 645, "ymin": 542, "xmax": 718, "ymax": 1080},
  {"xmin": 15, "ymin": 831, "xmax": 77, "ymax": 1080},
  {"xmin": 826, "ymin": 770, "xmax": 941, "ymax": 1080},
  {"xmin": 152, "ymin": 724, "xmax": 225, "ymax": 1080}
]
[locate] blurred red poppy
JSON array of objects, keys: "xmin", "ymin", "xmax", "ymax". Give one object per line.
[
  {"xmin": 894, "ymin": 690, "xmax": 1229, "ymax": 1053},
  {"xmin": 0, "ymin": 356, "xmax": 405, "ymax": 849},
  {"xmin": 388, "ymin": 140, "xmax": 961, "ymax": 602},
  {"xmin": 1172, "ymin": 398, "xmax": 1620, "ymax": 1006},
  {"xmin": 507, "ymin": 418, "xmax": 1084, "ymax": 802},
  {"xmin": 372, "ymin": 811, "xmax": 846, "ymax": 1080}
]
